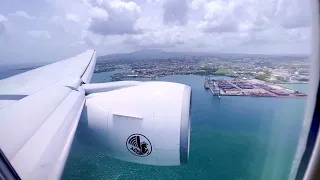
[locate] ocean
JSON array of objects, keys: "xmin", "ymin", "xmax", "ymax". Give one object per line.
[
  {"xmin": 63, "ymin": 72, "xmax": 307, "ymax": 180},
  {"xmin": 0, "ymin": 70, "xmax": 308, "ymax": 180}
]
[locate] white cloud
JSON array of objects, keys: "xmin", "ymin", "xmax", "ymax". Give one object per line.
[
  {"xmin": 88, "ymin": 0, "xmax": 142, "ymax": 35},
  {"xmin": 0, "ymin": 14, "xmax": 8, "ymax": 36},
  {"xmin": 66, "ymin": 13, "xmax": 80, "ymax": 22},
  {"xmin": 0, "ymin": 0, "xmax": 313, "ymax": 63},
  {"xmin": 163, "ymin": 0, "xmax": 189, "ymax": 25},
  {"xmin": 146, "ymin": 0, "xmax": 162, "ymax": 3},
  {"xmin": 28, "ymin": 30, "xmax": 51, "ymax": 39},
  {"xmin": 0, "ymin": 14, "xmax": 8, "ymax": 22},
  {"xmin": 0, "ymin": 24, "xmax": 5, "ymax": 36},
  {"xmin": 51, "ymin": 16, "xmax": 63, "ymax": 24},
  {"xmin": 123, "ymin": 23, "xmax": 200, "ymax": 50},
  {"xmin": 70, "ymin": 40, "xmax": 85, "ymax": 47},
  {"xmin": 89, "ymin": 7, "xmax": 108, "ymax": 20},
  {"xmin": 196, "ymin": 0, "xmax": 311, "ymax": 33},
  {"xmin": 9, "ymin": 11, "xmax": 35, "ymax": 19},
  {"xmin": 275, "ymin": 0, "xmax": 311, "ymax": 29},
  {"xmin": 197, "ymin": 0, "xmax": 266, "ymax": 33},
  {"xmin": 191, "ymin": 0, "xmax": 207, "ymax": 10},
  {"xmin": 96, "ymin": 0, "xmax": 104, "ymax": 6},
  {"xmin": 81, "ymin": 30, "xmax": 104, "ymax": 46}
]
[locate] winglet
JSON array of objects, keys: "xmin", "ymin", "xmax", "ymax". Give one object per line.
[{"xmin": 81, "ymin": 49, "xmax": 96, "ymax": 84}]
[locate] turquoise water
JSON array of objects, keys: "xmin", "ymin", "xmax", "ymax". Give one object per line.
[
  {"xmin": 280, "ymin": 84, "xmax": 309, "ymax": 94},
  {"xmin": 61, "ymin": 73, "xmax": 307, "ymax": 180},
  {"xmin": 0, "ymin": 70, "xmax": 307, "ymax": 180}
]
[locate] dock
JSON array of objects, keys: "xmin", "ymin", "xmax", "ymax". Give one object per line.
[
  {"xmin": 205, "ymin": 76, "xmax": 221, "ymax": 97},
  {"xmin": 204, "ymin": 77, "xmax": 307, "ymax": 98}
]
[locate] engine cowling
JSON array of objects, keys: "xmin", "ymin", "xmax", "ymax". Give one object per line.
[{"xmin": 81, "ymin": 81, "xmax": 191, "ymax": 166}]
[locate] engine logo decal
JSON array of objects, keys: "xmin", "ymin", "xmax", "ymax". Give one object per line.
[{"xmin": 126, "ymin": 134, "xmax": 152, "ymax": 157}]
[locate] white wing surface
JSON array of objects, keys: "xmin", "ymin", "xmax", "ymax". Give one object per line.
[{"xmin": 0, "ymin": 49, "xmax": 96, "ymax": 180}]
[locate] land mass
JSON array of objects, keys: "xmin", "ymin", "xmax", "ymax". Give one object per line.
[
  {"xmin": 95, "ymin": 49, "xmax": 310, "ymax": 84},
  {"xmin": 205, "ymin": 78, "xmax": 306, "ymax": 98}
]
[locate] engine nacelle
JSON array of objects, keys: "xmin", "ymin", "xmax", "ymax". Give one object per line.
[{"xmin": 81, "ymin": 81, "xmax": 191, "ymax": 166}]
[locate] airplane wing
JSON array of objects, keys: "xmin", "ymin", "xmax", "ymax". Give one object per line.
[
  {"xmin": 0, "ymin": 50, "xmax": 96, "ymax": 180},
  {"xmin": 0, "ymin": 49, "xmax": 191, "ymax": 180}
]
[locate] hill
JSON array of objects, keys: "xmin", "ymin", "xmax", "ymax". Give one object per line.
[
  {"xmin": 98, "ymin": 49, "xmax": 184, "ymax": 61},
  {"xmin": 97, "ymin": 49, "xmax": 309, "ymax": 61}
]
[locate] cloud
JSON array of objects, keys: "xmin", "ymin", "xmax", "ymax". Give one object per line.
[
  {"xmin": 70, "ymin": 40, "xmax": 85, "ymax": 47},
  {"xmin": 275, "ymin": 0, "xmax": 311, "ymax": 29},
  {"xmin": 197, "ymin": 0, "xmax": 267, "ymax": 33},
  {"xmin": 196, "ymin": 0, "xmax": 311, "ymax": 33},
  {"xmin": 163, "ymin": 0, "xmax": 189, "ymax": 25},
  {"xmin": 88, "ymin": 1, "xmax": 142, "ymax": 36},
  {"xmin": 238, "ymin": 27, "xmax": 311, "ymax": 49},
  {"xmin": 196, "ymin": 0, "xmax": 243, "ymax": 33},
  {"xmin": 81, "ymin": 30, "xmax": 104, "ymax": 46},
  {"xmin": 0, "ymin": 0, "xmax": 313, "ymax": 63},
  {"xmin": 0, "ymin": 23, "xmax": 5, "ymax": 36},
  {"xmin": 90, "ymin": 7, "xmax": 109, "ymax": 20},
  {"xmin": 66, "ymin": 13, "xmax": 80, "ymax": 22},
  {"xmin": 9, "ymin": 11, "xmax": 35, "ymax": 19},
  {"xmin": 51, "ymin": 16, "xmax": 63, "ymax": 25},
  {"xmin": 0, "ymin": 14, "xmax": 8, "ymax": 22},
  {"xmin": 0, "ymin": 14, "xmax": 8, "ymax": 36},
  {"xmin": 191, "ymin": 0, "xmax": 206, "ymax": 10},
  {"xmin": 123, "ymin": 26, "xmax": 194, "ymax": 49},
  {"xmin": 28, "ymin": 30, "xmax": 51, "ymax": 39}
]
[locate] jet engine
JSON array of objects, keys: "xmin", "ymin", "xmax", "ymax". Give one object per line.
[{"xmin": 81, "ymin": 81, "xmax": 191, "ymax": 166}]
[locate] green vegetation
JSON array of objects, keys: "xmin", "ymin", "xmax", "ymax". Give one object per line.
[
  {"xmin": 263, "ymin": 70, "xmax": 272, "ymax": 75},
  {"xmin": 196, "ymin": 69, "xmax": 217, "ymax": 76},
  {"xmin": 255, "ymin": 73, "xmax": 270, "ymax": 81},
  {"xmin": 196, "ymin": 67, "xmax": 216, "ymax": 75},
  {"xmin": 196, "ymin": 68, "xmax": 232, "ymax": 76},
  {"xmin": 214, "ymin": 68, "xmax": 231, "ymax": 75},
  {"xmin": 276, "ymin": 76, "xmax": 285, "ymax": 81}
]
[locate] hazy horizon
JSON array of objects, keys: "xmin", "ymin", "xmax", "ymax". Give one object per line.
[
  {"xmin": 0, "ymin": 0, "xmax": 312, "ymax": 65},
  {"xmin": 0, "ymin": 48, "xmax": 311, "ymax": 67}
]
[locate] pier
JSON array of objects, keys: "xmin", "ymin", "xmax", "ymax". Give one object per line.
[
  {"xmin": 205, "ymin": 76, "xmax": 220, "ymax": 97},
  {"xmin": 204, "ymin": 77, "xmax": 307, "ymax": 98}
]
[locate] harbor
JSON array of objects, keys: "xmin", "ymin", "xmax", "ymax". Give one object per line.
[{"xmin": 204, "ymin": 76, "xmax": 307, "ymax": 98}]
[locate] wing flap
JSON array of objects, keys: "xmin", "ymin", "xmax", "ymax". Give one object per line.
[
  {"xmin": 10, "ymin": 87, "xmax": 85, "ymax": 180},
  {"xmin": 33, "ymin": 90, "xmax": 84, "ymax": 180},
  {"xmin": 0, "ymin": 49, "xmax": 96, "ymax": 179},
  {"xmin": 0, "ymin": 86, "xmax": 72, "ymax": 159}
]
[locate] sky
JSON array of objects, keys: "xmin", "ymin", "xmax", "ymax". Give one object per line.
[{"xmin": 0, "ymin": 0, "xmax": 312, "ymax": 64}]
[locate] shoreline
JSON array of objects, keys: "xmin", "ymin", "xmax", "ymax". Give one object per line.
[
  {"xmin": 94, "ymin": 70, "xmax": 309, "ymax": 85},
  {"xmin": 108, "ymin": 72, "xmax": 309, "ymax": 85},
  {"xmin": 206, "ymin": 91, "xmax": 307, "ymax": 98},
  {"xmin": 278, "ymin": 82, "xmax": 309, "ymax": 84},
  {"xmin": 204, "ymin": 78, "xmax": 307, "ymax": 98}
]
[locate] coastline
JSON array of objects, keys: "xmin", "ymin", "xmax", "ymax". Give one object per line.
[{"xmin": 204, "ymin": 77, "xmax": 307, "ymax": 98}]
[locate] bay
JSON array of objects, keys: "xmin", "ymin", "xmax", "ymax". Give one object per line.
[
  {"xmin": 62, "ymin": 72, "xmax": 307, "ymax": 180},
  {"xmin": 0, "ymin": 69, "xmax": 307, "ymax": 180},
  {"xmin": 279, "ymin": 84, "xmax": 309, "ymax": 94}
]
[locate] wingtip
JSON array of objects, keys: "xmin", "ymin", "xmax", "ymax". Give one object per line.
[{"xmin": 87, "ymin": 49, "xmax": 96, "ymax": 53}]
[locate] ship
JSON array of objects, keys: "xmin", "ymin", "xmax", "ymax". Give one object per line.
[{"xmin": 204, "ymin": 81, "xmax": 209, "ymax": 89}]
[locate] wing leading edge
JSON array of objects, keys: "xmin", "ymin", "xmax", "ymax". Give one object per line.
[{"xmin": 0, "ymin": 49, "xmax": 96, "ymax": 179}]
